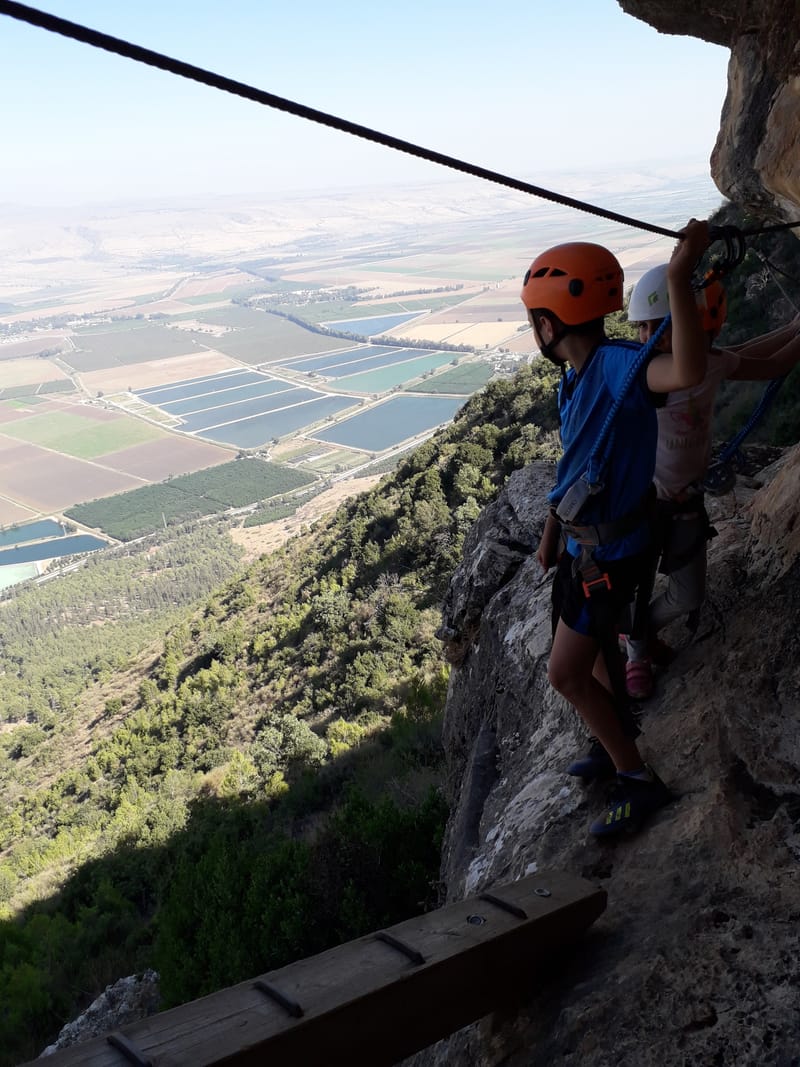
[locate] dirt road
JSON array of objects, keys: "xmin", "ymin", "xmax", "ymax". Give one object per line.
[{"xmin": 229, "ymin": 475, "xmax": 384, "ymax": 562}]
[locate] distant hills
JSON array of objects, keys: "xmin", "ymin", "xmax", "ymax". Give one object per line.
[{"xmin": 0, "ymin": 170, "xmax": 723, "ymax": 286}]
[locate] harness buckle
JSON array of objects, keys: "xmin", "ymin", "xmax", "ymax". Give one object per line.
[{"xmin": 581, "ymin": 571, "xmax": 612, "ymax": 598}]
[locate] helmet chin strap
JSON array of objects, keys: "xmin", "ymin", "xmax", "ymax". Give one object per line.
[{"xmin": 539, "ymin": 328, "xmax": 570, "ymax": 368}]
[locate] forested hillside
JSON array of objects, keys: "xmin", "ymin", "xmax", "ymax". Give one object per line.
[{"xmin": 0, "ymin": 360, "xmax": 562, "ymax": 1064}]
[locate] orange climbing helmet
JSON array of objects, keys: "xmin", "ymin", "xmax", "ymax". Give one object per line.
[
  {"xmin": 696, "ymin": 277, "xmax": 727, "ymax": 337},
  {"xmin": 520, "ymin": 242, "xmax": 624, "ymax": 325}
]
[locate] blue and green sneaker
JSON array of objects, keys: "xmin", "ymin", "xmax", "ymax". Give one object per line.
[{"xmin": 589, "ymin": 765, "xmax": 672, "ymax": 836}]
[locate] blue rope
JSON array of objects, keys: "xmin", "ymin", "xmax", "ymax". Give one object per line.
[
  {"xmin": 717, "ymin": 375, "xmax": 787, "ymax": 464},
  {"xmin": 585, "ymin": 315, "xmax": 672, "ymax": 486}
]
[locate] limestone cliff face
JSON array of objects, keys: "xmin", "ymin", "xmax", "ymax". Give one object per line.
[
  {"xmin": 618, "ymin": 0, "xmax": 800, "ymax": 219},
  {"xmin": 414, "ymin": 449, "xmax": 800, "ymax": 1066}
]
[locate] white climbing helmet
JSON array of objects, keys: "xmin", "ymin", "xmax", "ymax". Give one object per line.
[{"xmin": 627, "ymin": 263, "xmax": 670, "ymax": 322}]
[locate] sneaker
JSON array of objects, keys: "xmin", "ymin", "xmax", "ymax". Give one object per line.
[
  {"xmin": 589, "ymin": 766, "xmax": 672, "ymax": 836},
  {"xmin": 625, "ymin": 657, "xmax": 653, "ymax": 700},
  {"xmin": 566, "ymin": 738, "xmax": 615, "ymax": 781}
]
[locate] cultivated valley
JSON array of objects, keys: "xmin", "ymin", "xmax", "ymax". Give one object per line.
[{"xmin": 6, "ymin": 175, "xmax": 795, "ymax": 1064}]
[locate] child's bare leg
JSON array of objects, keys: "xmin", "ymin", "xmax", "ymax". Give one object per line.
[
  {"xmin": 592, "ymin": 650, "xmax": 612, "ymax": 695},
  {"xmin": 549, "ymin": 619, "xmax": 642, "ymax": 772}
]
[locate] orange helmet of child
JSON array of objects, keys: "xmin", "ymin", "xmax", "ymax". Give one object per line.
[
  {"xmin": 696, "ymin": 279, "xmax": 727, "ymax": 337},
  {"xmin": 520, "ymin": 242, "xmax": 624, "ymax": 325}
]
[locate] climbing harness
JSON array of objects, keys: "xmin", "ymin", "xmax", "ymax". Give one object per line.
[
  {"xmin": 654, "ymin": 495, "xmax": 716, "ymax": 575},
  {"xmin": 559, "ymin": 496, "xmax": 655, "ymax": 597}
]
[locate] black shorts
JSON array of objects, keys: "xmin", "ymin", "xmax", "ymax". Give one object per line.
[
  {"xmin": 551, "ymin": 550, "xmax": 651, "ymax": 639},
  {"xmin": 656, "ymin": 498, "xmax": 714, "ymax": 575}
]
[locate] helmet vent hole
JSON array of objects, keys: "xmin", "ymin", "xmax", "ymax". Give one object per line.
[
  {"xmin": 532, "ymin": 267, "xmax": 549, "ymax": 278},
  {"xmin": 549, "ymin": 268, "xmax": 567, "ymax": 277},
  {"xmin": 568, "ymin": 279, "xmax": 584, "ymax": 296}
]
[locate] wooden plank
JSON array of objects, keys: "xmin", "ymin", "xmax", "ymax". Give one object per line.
[{"xmin": 29, "ymin": 871, "xmax": 605, "ymax": 1067}]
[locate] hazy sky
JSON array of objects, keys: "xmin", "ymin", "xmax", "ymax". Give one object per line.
[{"xmin": 0, "ymin": 0, "xmax": 730, "ymax": 206}]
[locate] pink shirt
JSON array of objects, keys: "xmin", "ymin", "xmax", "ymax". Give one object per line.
[{"xmin": 654, "ymin": 347, "xmax": 740, "ymax": 500}]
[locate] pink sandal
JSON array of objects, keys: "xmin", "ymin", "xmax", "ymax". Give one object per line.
[{"xmin": 625, "ymin": 658, "xmax": 653, "ymax": 700}]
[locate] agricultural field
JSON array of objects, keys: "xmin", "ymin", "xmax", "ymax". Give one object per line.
[
  {"xmin": 0, "ymin": 395, "xmax": 232, "ymax": 518},
  {"xmin": 195, "ymin": 394, "xmax": 361, "ymax": 448},
  {"xmin": 0, "ymin": 277, "xmax": 505, "ymax": 529},
  {"xmin": 390, "ymin": 322, "xmax": 473, "ymax": 343},
  {"xmin": 0, "ymin": 398, "xmax": 49, "ymax": 420},
  {"xmin": 268, "ymin": 292, "xmax": 475, "ymax": 325},
  {"xmin": 312, "ymin": 395, "xmax": 465, "ymax": 453},
  {"xmin": 166, "ymin": 459, "xmax": 316, "ymax": 508},
  {"xmin": 270, "ymin": 440, "xmax": 364, "ymax": 471},
  {"xmin": 242, "ymin": 500, "xmax": 302, "ymax": 528},
  {"xmin": 135, "ymin": 369, "xmax": 290, "ymax": 410},
  {"xmin": 0, "ymin": 495, "xmax": 40, "ymax": 527},
  {"xmin": 0, "ymin": 357, "xmax": 71, "ymax": 394},
  {"xmin": 66, "ymin": 458, "xmax": 317, "ymax": 541},
  {"xmin": 408, "ymin": 321, "xmax": 519, "ymax": 349},
  {"xmin": 121, "ymin": 333, "xmax": 481, "ymax": 453},
  {"xmin": 302, "ymin": 449, "xmax": 364, "ymax": 473},
  {"xmin": 66, "ymin": 308, "xmax": 354, "ymax": 377},
  {"xmin": 129, "ymin": 366, "xmax": 362, "ymax": 447},
  {"xmin": 0, "ymin": 435, "xmax": 146, "ymax": 516},
  {"xmin": 82, "ymin": 351, "xmax": 242, "ymax": 394},
  {"xmin": 0, "ymin": 333, "xmax": 70, "ymax": 360},
  {"xmin": 1, "ymin": 407, "xmax": 165, "ymax": 459},
  {"xmin": 333, "ymin": 353, "xmax": 459, "ymax": 393},
  {"xmin": 99, "ymin": 436, "xmax": 234, "ymax": 481},
  {"xmin": 69, "ymin": 323, "xmax": 206, "ymax": 372},
  {"xmin": 173, "ymin": 307, "xmax": 355, "ymax": 365},
  {"xmin": 171, "ymin": 270, "xmax": 258, "ymax": 299},
  {"xmin": 321, "ymin": 311, "xmax": 422, "ymax": 336},
  {"xmin": 278, "ymin": 345, "xmax": 447, "ymax": 379},
  {"xmin": 3, "ymin": 380, "xmax": 75, "ymax": 400},
  {"xmin": 384, "ymin": 277, "xmax": 533, "ymax": 351},
  {"xmin": 407, "ymin": 362, "xmax": 493, "ymax": 394}
]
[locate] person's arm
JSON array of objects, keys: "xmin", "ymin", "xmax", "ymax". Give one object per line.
[
  {"xmin": 646, "ymin": 219, "xmax": 710, "ymax": 393},
  {"xmin": 725, "ymin": 312, "xmax": 800, "ymax": 360},
  {"xmin": 536, "ymin": 510, "xmax": 561, "ymax": 572},
  {"xmin": 727, "ymin": 324, "xmax": 800, "ymax": 380}
]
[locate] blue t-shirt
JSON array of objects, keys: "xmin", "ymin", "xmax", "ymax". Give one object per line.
[{"xmin": 548, "ymin": 340, "xmax": 657, "ymax": 561}]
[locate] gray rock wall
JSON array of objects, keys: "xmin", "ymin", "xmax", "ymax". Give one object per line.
[{"xmin": 413, "ymin": 449, "xmax": 800, "ymax": 1066}]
